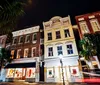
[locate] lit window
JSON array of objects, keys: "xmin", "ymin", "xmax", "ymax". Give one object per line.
[
  {"xmin": 17, "ymin": 49, "xmax": 21, "ymax": 59},
  {"xmin": 13, "ymin": 37, "xmax": 17, "ymax": 44},
  {"xmin": 48, "ymin": 47, "xmax": 53, "ymax": 56},
  {"xmin": 11, "ymin": 50, "xmax": 15, "ymax": 59},
  {"xmin": 90, "ymin": 19, "xmax": 100, "ymax": 32},
  {"xmin": 24, "ymin": 48, "xmax": 29, "ymax": 58},
  {"xmin": 56, "ymin": 31, "xmax": 61, "ymax": 39},
  {"xmin": 57, "ymin": 46, "xmax": 63, "ymax": 55},
  {"xmin": 66, "ymin": 44, "xmax": 73, "ymax": 54},
  {"xmin": 33, "ymin": 33, "xmax": 37, "ymax": 41},
  {"xmin": 25, "ymin": 35, "xmax": 30, "ymax": 43},
  {"xmin": 64, "ymin": 29, "xmax": 70, "ymax": 37},
  {"xmin": 32, "ymin": 47, "xmax": 36, "ymax": 57},
  {"xmin": 19, "ymin": 36, "xmax": 24, "ymax": 43},
  {"xmin": 79, "ymin": 22, "xmax": 89, "ymax": 34},
  {"xmin": 47, "ymin": 32, "xmax": 52, "ymax": 40}
]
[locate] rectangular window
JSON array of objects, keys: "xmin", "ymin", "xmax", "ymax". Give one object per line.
[
  {"xmin": 11, "ymin": 50, "xmax": 15, "ymax": 59},
  {"xmin": 25, "ymin": 35, "xmax": 30, "ymax": 43},
  {"xmin": 19, "ymin": 36, "xmax": 24, "ymax": 43},
  {"xmin": 64, "ymin": 29, "xmax": 70, "ymax": 37},
  {"xmin": 24, "ymin": 48, "xmax": 29, "ymax": 58},
  {"xmin": 79, "ymin": 22, "xmax": 89, "ymax": 34},
  {"xmin": 90, "ymin": 19, "xmax": 100, "ymax": 32},
  {"xmin": 57, "ymin": 46, "xmax": 63, "ymax": 55},
  {"xmin": 32, "ymin": 47, "xmax": 36, "ymax": 57},
  {"xmin": 56, "ymin": 31, "xmax": 61, "ymax": 39},
  {"xmin": 66, "ymin": 44, "xmax": 73, "ymax": 54},
  {"xmin": 48, "ymin": 47, "xmax": 53, "ymax": 56},
  {"xmin": 17, "ymin": 49, "xmax": 21, "ymax": 59},
  {"xmin": 48, "ymin": 32, "xmax": 52, "ymax": 40}
]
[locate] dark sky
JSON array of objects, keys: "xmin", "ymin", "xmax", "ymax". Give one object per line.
[{"xmin": 16, "ymin": 0, "xmax": 100, "ymax": 30}]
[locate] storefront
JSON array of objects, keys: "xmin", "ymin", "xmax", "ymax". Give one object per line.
[
  {"xmin": 44, "ymin": 56, "xmax": 81, "ymax": 82},
  {"xmin": 5, "ymin": 58, "xmax": 40, "ymax": 82}
]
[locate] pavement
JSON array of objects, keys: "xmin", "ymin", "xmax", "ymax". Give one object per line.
[{"xmin": 0, "ymin": 81, "xmax": 100, "ymax": 85}]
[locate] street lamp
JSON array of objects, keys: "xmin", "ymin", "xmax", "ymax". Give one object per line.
[{"xmin": 59, "ymin": 54, "xmax": 65, "ymax": 85}]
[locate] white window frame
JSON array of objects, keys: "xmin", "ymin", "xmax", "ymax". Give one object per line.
[
  {"xmin": 17, "ymin": 49, "xmax": 21, "ymax": 59},
  {"xmin": 12, "ymin": 37, "xmax": 17, "ymax": 45},
  {"xmin": 64, "ymin": 28, "xmax": 70, "ymax": 37},
  {"xmin": 79, "ymin": 21, "xmax": 89, "ymax": 34},
  {"xmin": 66, "ymin": 43, "xmax": 74, "ymax": 55},
  {"xmin": 48, "ymin": 46, "xmax": 53, "ymax": 57},
  {"xmin": 32, "ymin": 47, "xmax": 36, "ymax": 57},
  {"xmin": 57, "ymin": 45, "xmax": 63, "ymax": 56},
  {"xmin": 19, "ymin": 36, "xmax": 23, "ymax": 44},
  {"xmin": 90, "ymin": 19, "xmax": 100, "ymax": 32},
  {"xmin": 32, "ymin": 33, "xmax": 37, "ymax": 44},
  {"xmin": 24, "ymin": 48, "xmax": 29, "ymax": 58},
  {"xmin": 25, "ymin": 35, "xmax": 30, "ymax": 43}
]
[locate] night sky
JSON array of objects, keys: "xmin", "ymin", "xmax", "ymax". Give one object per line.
[{"xmin": 16, "ymin": 0, "xmax": 100, "ymax": 30}]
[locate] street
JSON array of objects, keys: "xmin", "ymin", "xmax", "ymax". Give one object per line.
[{"xmin": 0, "ymin": 81, "xmax": 100, "ymax": 85}]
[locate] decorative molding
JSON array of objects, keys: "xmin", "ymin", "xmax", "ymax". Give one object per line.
[
  {"xmin": 12, "ymin": 26, "xmax": 40, "ymax": 37},
  {"xmin": 88, "ymin": 15, "xmax": 95, "ymax": 19},
  {"xmin": 78, "ymin": 18, "xmax": 84, "ymax": 21}
]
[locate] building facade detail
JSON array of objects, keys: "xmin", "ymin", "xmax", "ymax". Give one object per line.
[{"xmin": 43, "ymin": 16, "xmax": 81, "ymax": 82}]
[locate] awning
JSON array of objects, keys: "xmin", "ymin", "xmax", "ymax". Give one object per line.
[{"xmin": 4, "ymin": 62, "xmax": 36, "ymax": 68}]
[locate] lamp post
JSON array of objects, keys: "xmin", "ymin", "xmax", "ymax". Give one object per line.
[{"xmin": 59, "ymin": 54, "xmax": 65, "ymax": 85}]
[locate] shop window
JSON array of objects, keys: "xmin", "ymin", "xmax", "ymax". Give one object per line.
[
  {"xmin": 47, "ymin": 68, "xmax": 54, "ymax": 78},
  {"xmin": 90, "ymin": 19, "xmax": 100, "ymax": 32},
  {"xmin": 47, "ymin": 32, "xmax": 52, "ymax": 40},
  {"xmin": 56, "ymin": 31, "xmax": 61, "ymax": 39},
  {"xmin": 19, "ymin": 36, "xmax": 24, "ymax": 44},
  {"xmin": 7, "ymin": 69, "xmax": 15, "ymax": 78},
  {"xmin": 64, "ymin": 29, "xmax": 70, "ymax": 37},
  {"xmin": 57, "ymin": 45, "xmax": 63, "ymax": 55},
  {"xmin": 66, "ymin": 44, "xmax": 73, "ymax": 54},
  {"xmin": 26, "ymin": 68, "xmax": 35, "ymax": 78},
  {"xmin": 17, "ymin": 49, "xmax": 21, "ymax": 59},
  {"xmin": 24, "ymin": 48, "xmax": 29, "ymax": 58},
  {"xmin": 32, "ymin": 47, "xmax": 36, "ymax": 57},
  {"xmin": 48, "ymin": 47, "xmax": 53, "ymax": 56},
  {"xmin": 79, "ymin": 21, "xmax": 89, "ymax": 34},
  {"xmin": 25, "ymin": 35, "xmax": 30, "ymax": 43},
  {"xmin": 14, "ymin": 68, "xmax": 23, "ymax": 78}
]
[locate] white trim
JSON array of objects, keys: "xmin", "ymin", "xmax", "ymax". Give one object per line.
[
  {"xmin": 17, "ymin": 49, "xmax": 21, "ymax": 59},
  {"xmin": 24, "ymin": 48, "xmax": 29, "ymax": 58},
  {"xmin": 90, "ymin": 19, "xmax": 100, "ymax": 32},
  {"xmin": 32, "ymin": 33, "xmax": 37, "ymax": 44},
  {"xmin": 25, "ymin": 35, "xmax": 30, "ymax": 43},
  {"xmin": 32, "ymin": 47, "xmax": 36, "ymax": 57}
]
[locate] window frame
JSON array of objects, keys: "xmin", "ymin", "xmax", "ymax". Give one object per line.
[
  {"xmin": 48, "ymin": 46, "xmax": 53, "ymax": 57},
  {"xmin": 47, "ymin": 32, "xmax": 52, "ymax": 40},
  {"xmin": 17, "ymin": 49, "xmax": 21, "ymax": 59},
  {"xmin": 25, "ymin": 35, "xmax": 30, "ymax": 43},
  {"xmin": 12, "ymin": 37, "xmax": 17, "ymax": 45},
  {"xmin": 64, "ymin": 29, "xmax": 70, "ymax": 37},
  {"xmin": 32, "ymin": 47, "xmax": 36, "ymax": 57},
  {"xmin": 56, "ymin": 31, "xmax": 61, "ymax": 39},
  {"xmin": 19, "ymin": 36, "xmax": 24, "ymax": 44},
  {"xmin": 24, "ymin": 48, "xmax": 29, "ymax": 58},
  {"xmin": 90, "ymin": 19, "xmax": 100, "ymax": 32},
  {"xmin": 66, "ymin": 44, "xmax": 73, "ymax": 55},
  {"xmin": 57, "ymin": 45, "xmax": 63, "ymax": 56},
  {"xmin": 79, "ymin": 21, "xmax": 89, "ymax": 34}
]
